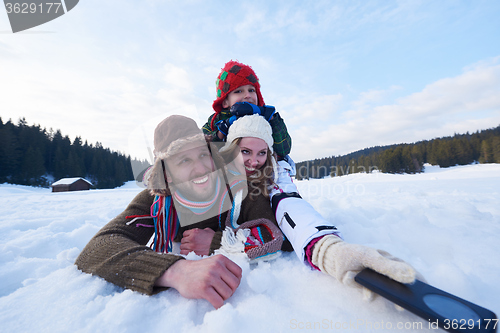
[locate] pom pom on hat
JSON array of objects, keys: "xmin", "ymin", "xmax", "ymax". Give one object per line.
[{"xmin": 212, "ymin": 60, "xmax": 265, "ymax": 113}]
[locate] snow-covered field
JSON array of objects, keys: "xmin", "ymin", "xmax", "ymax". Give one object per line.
[{"xmin": 1, "ymin": 164, "xmax": 499, "ymax": 333}]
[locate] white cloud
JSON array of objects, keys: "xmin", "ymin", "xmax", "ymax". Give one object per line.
[
  {"xmin": 350, "ymin": 85, "xmax": 403, "ymax": 109},
  {"xmin": 290, "ymin": 58, "xmax": 500, "ymax": 161},
  {"xmin": 285, "ymin": 93, "xmax": 343, "ymax": 129},
  {"xmin": 2, "ymin": 0, "xmax": 499, "ymax": 166}
]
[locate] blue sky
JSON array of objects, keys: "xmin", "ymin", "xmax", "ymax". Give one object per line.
[{"xmin": 1, "ymin": 0, "xmax": 500, "ymax": 162}]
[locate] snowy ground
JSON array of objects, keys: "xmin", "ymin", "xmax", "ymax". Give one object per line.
[{"xmin": 1, "ymin": 164, "xmax": 499, "ymax": 333}]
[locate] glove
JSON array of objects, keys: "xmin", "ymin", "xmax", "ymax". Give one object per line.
[
  {"xmin": 312, "ymin": 235, "xmax": 418, "ymax": 302},
  {"xmin": 215, "ymin": 115, "xmax": 237, "ymax": 136},
  {"xmin": 230, "ymin": 102, "xmax": 276, "ymax": 122}
]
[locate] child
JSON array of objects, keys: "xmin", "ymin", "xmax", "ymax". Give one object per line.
[
  {"xmin": 202, "ymin": 60, "xmax": 292, "ymax": 161},
  {"xmin": 204, "ymin": 60, "xmax": 339, "ymax": 265}
]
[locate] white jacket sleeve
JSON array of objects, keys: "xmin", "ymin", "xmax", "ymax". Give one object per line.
[{"xmin": 271, "ymin": 160, "xmax": 342, "ymax": 262}]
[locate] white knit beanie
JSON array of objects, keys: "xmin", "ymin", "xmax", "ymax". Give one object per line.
[{"xmin": 220, "ymin": 114, "xmax": 274, "ymax": 153}]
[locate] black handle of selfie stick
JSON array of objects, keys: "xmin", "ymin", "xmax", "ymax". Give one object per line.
[{"xmin": 355, "ymin": 268, "xmax": 498, "ymax": 333}]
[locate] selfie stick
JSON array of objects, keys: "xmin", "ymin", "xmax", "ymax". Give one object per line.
[{"xmin": 355, "ymin": 269, "xmax": 498, "ymax": 333}]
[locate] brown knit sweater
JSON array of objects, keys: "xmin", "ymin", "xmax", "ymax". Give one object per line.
[{"xmin": 75, "ymin": 188, "xmax": 286, "ymax": 295}]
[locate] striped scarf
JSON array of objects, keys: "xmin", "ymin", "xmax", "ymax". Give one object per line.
[
  {"xmin": 173, "ymin": 178, "xmax": 221, "ymax": 215},
  {"xmin": 147, "ymin": 176, "xmax": 245, "ymax": 254},
  {"xmin": 151, "ymin": 195, "xmax": 179, "ymax": 253}
]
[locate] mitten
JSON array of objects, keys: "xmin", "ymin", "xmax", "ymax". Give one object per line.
[
  {"xmin": 312, "ymin": 235, "xmax": 417, "ymax": 300},
  {"xmin": 230, "ymin": 102, "xmax": 276, "ymax": 121},
  {"xmin": 216, "ymin": 115, "xmax": 238, "ymax": 136}
]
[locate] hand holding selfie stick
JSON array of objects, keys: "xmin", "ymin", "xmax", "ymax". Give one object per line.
[{"xmin": 311, "ymin": 235, "xmax": 497, "ymax": 332}]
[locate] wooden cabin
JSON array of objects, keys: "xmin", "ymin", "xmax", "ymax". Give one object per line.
[{"xmin": 51, "ymin": 177, "xmax": 93, "ymax": 192}]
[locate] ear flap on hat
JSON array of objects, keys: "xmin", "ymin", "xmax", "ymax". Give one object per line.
[{"xmin": 144, "ymin": 157, "xmax": 171, "ymax": 197}]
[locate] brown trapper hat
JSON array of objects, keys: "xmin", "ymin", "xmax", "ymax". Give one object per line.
[{"xmin": 144, "ymin": 115, "xmax": 206, "ymax": 196}]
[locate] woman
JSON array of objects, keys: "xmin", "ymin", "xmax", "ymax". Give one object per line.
[
  {"xmin": 218, "ymin": 114, "xmax": 279, "ymax": 200},
  {"xmin": 218, "ymin": 114, "xmax": 419, "ymax": 296}
]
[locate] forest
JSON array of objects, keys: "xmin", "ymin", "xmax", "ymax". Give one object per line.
[
  {"xmin": 0, "ymin": 117, "xmax": 150, "ymax": 189},
  {"xmin": 295, "ymin": 125, "xmax": 500, "ymax": 180},
  {"xmin": 2, "ymin": 117, "xmax": 499, "ymax": 187}
]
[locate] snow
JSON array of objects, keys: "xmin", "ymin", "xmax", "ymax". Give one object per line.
[{"xmin": 1, "ymin": 164, "xmax": 499, "ymax": 332}]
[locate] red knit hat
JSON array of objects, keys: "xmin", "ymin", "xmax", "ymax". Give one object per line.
[{"xmin": 212, "ymin": 61, "xmax": 265, "ymax": 113}]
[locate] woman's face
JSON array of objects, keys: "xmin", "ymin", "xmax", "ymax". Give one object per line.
[{"xmin": 237, "ymin": 137, "xmax": 268, "ymax": 176}]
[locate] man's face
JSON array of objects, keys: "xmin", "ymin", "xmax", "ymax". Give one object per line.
[
  {"xmin": 222, "ymin": 84, "xmax": 258, "ymax": 109},
  {"xmin": 164, "ymin": 142, "xmax": 217, "ymax": 202}
]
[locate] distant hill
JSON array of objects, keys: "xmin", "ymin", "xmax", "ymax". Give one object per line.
[
  {"xmin": 295, "ymin": 125, "xmax": 500, "ymax": 180},
  {"xmin": 0, "ymin": 117, "xmax": 150, "ymax": 188},
  {"xmin": 4, "ymin": 116, "xmax": 498, "ymax": 186}
]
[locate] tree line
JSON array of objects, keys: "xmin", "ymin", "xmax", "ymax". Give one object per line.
[
  {"xmin": 3, "ymin": 117, "xmax": 499, "ymax": 186},
  {"xmin": 295, "ymin": 125, "xmax": 500, "ymax": 180},
  {"xmin": 0, "ymin": 117, "xmax": 150, "ymax": 189}
]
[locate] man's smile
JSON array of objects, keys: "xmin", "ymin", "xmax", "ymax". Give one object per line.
[{"xmin": 192, "ymin": 175, "xmax": 209, "ymax": 184}]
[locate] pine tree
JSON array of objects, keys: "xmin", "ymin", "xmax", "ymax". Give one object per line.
[
  {"xmin": 410, "ymin": 145, "xmax": 424, "ymax": 173},
  {"xmin": 454, "ymin": 137, "xmax": 474, "ymax": 165},
  {"xmin": 479, "ymin": 140, "xmax": 493, "ymax": 163},
  {"xmin": 436, "ymin": 140, "xmax": 453, "ymax": 167},
  {"xmin": 492, "ymin": 137, "xmax": 500, "ymax": 163},
  {"xmin": 0, "ymin": 120, "xmax": 21, "ymax": 182},
  {"xmin": 401, "ymin": 146, "xmax": 414, "ymax": 173},
  {"xmin": 20, "ymin": 146, "xmax": 46, "ymax": 185}
]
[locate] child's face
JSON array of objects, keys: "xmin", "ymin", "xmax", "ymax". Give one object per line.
[{"xmin": 222, "ymin": 84, "xmax": 258, "ymax": 109}]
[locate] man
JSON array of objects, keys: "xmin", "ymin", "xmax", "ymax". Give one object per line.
[{"xmin": 75, "ymin": 115, "xmax": 282, "ymax": 309}]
